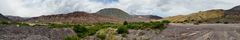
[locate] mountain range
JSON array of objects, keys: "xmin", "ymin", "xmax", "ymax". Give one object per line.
[{"xmin": 0, "ymin": 8, "xmax": 162, "ymax": 24}]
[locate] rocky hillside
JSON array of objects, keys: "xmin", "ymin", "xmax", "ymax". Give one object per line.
[
  {"xmin": 26, "ymin": 11, "xmax": 121, "ymax": 24},
  {"xmin": 163, "ymin": 5, "xmax": 240, "ymax": 23},
  {"xmin": 163, "ymin": 9, "xmax": 224, "ymax": 23}
]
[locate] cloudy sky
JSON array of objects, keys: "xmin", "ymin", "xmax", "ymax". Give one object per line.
[{"xmin": 0, "ymin": 0, "xmax": 240, "ymax": 17}]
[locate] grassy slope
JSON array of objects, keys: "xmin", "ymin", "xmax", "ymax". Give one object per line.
[{"xmin": 163, "ymin": 9, "xmax": 224, "ymax": 23}]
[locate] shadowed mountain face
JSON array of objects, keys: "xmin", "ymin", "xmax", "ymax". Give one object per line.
[
  {"xmin": 0, "ymin": 13, "xmax": 10, "ymax": 21},
  {"xmin": 5, "ymin": 16, "xmax": 29, "ymax": 22},
  {"xmin": 225, "ymin": 5, "xmax": 240, "ymax": 15}
]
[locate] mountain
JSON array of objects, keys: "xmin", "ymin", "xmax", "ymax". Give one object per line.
[
  {"xmin": 25, "ymin": 8, "xmax": 162, "ymax": 23},
  {"xmin": 132, "ymin": 15, "xmax": 162, "ymax": 21},
  {"xmin": 163, "ymin": 9, "xmax": 224, "ymax": 23},
  {"xmin": 163, "ymin": 5, "xmax": 240, "ymax": 23},
  {"xmin": 225, "ymin": 5, "xmax": 240, "ymax": 15},
  {"xmin": 5, "ymin": 16, "xmax": 29, "ymax": 21},
  {"xmin": 96, "ymin": 8, "xmax": 162, "ymax": 22},
  {"xmin": 26, "ymin": 11, "xmax": 121, "ymax": 24},
  {"xmin": 96, "ymin": 8, "xmax": 132, "ymax": 19},
  {"xmin": 0, "ymin": 13, "xmax": 10, "ymax": 22}
]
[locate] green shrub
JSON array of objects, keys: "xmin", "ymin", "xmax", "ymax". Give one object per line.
[
  {"xmin": 96, "ymin": 28, "xmax": 117, "ymax": 40},
  {"xmin": 0, "ymin": 21, "xmax": 10, "ymax": 25},
  {"xmin": 49, "ymin": 23, "xmax": 73, "ymax": 28},
  {"xmin": 126, "ymin": 24, "xmax": 139, "ymax": 29},
  {"xmin": 117, "ymin": 26, "xmax": 128, "ymax": 34},
  {"xmin": 64, "ymin": 36, "xmax": 80, "ymax": 40},
  {"xmin": 161, "ymin": 20, "xmax": 171, "ymax": 24},
  {"xmin": 73, "ymin": 25, "xmax": 89, "ymax": 38},
  {"xmin": 16, "ymin": 22, "xmax": 30, "ymax": 26},
  {"xmin": 97, "ymin": 31, "xmax": 106, "ymax": 40},
  {"xmin": 123, "ymin": 21, "xmax": 128, "ymax": 25}
]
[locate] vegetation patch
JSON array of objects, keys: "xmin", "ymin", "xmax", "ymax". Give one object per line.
[{"xmin": 24, "ymin": 20, "xmax": 171, "ymax": 39}]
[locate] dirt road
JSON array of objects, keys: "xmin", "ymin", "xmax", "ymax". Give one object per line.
[{"xmin": 159, "ymin": 24, "xmax": 240, "ymax": 40}]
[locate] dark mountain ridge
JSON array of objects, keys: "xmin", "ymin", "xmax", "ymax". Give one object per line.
[{"xmin": 0, "ymin": 13, "xmax": 10, "ymax": 22}]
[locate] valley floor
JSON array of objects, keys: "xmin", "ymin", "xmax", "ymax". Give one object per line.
[
  {"xmin": 1, "ymin": 24, "xmax": 240, "ymax": 40},
  {"xmin": 159, "ymin": 23, "xmax": 240, "ymax": 40}
]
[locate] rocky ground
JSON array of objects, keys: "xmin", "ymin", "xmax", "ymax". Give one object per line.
[
  {"xmin": 123, "ymin": 24, "xmax": 240, "ymax": 40},
  {"xmin": 0, "ymin": 26, "xmax": 76, "ymax": 40},
  {"xmin": 83, "ymin": 23, "xmax": 240, "ymax": 40},
  {"xmin": 2, "ymin": 24, "xmax": 240, "ymax": 40}
]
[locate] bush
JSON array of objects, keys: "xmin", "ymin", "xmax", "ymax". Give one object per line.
[
  {"xmin": 161, "ymin": 20, "xmax": 171, "ymax": 24},
  {"xmin": 0, "ymin": 21, "xmax": 10, "ymax": 25},
  {"xmin": 215, "ymin": 21, "xmax": 221, "ymax": 23},
  {"xmin": 123, "ymin": 21, "xmax": 128, "ymax": 25},
  {"xmin": 16, "ymin": 22, "xmax": 30, "ymax": 26},
  {"xmin": 126, "ymin": 24, "xmax": 140, "ymax": 29},
  {"xmin": 49, "ymin": 23, "xmax": 73, "ymax": 28},
  {"xmin": 224, "ymin": 22, "xmax": 229, "ymax": 24},
  {"xmin": 152, "ymin": 22, "xmax": 164, "ymax": 29},
  {"xmin": 64, "ymin": 36, "xmax": 80, "ymax": 40},
  {"xmin": 96, "ymin": 28, "xmax": 117, "ymax": 40},
  {"xmin": 117, "ymin": 26, "xmax": 128, "ymax": 34},
  {"xmin": 73, "ymin": 25, "xmax": 89, "ymax": 38}
]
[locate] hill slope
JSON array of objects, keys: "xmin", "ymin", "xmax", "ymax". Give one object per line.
[
  {"xmin": 163, "ymin": 9, "xmax": 224, "ymax": 23},
  {"xmin": 26, "ymin": 11, "xmax": 121, "ymax": 23},
  {"xmin": 163, "ymin": 5, "xmax": 240, "ymax": 23}
]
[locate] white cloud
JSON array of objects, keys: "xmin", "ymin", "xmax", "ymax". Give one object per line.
[{"xmin": 0, "ymin": 0, "xmax": 240, "ymax": 17}]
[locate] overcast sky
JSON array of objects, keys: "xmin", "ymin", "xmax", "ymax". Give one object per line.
[{"xmin": 0, "ymin": 0, "xmax": 240, "ymax": 17}]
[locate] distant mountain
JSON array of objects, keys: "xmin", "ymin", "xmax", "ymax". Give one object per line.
[
  {"xmin": 5, "ymin": 16, "xmax": 29, "ymax": 21},
  {"xmin": 132, "ymin": 15, "xmax": 162, "ymax": 20},
  {"xmin": 0, "ymin": 13, "xmax": 10, "ymax": 22},
  {"xmin": 26, "ymin": 11, "xmax": 121, "ymax": 23}
]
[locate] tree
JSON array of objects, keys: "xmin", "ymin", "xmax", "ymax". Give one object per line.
[{"xmin": 123, "ymin": 21, "xmax": 128, "ymax": 25}]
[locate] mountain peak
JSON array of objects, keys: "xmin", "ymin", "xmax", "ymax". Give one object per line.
[{"xmin": 96, "ymin": 8, "xmax": 131, "ymax": 19}]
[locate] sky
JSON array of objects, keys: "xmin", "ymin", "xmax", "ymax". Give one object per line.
[{"xmin": 0, "ymin": 0, "xmax": 240, "ymax": 17}]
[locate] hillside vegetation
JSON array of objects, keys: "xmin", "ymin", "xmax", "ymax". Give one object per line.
[{"xmin": 163, "ymin": 9, "xmax": 224, "ymax": 23}]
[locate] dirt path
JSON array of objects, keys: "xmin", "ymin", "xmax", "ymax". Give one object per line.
[{"xmin": 159, "ymin": 24, "xmax": 240, "ymax": 40}]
